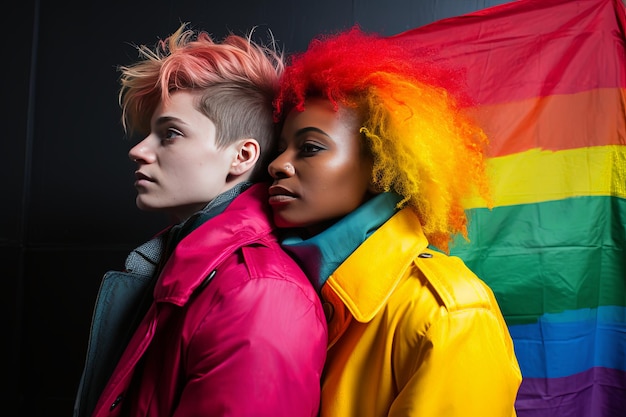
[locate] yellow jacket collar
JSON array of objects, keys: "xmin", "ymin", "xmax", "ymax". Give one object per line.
[{"xmin": 326, "ymin": 208, "xmax": 429, "ymax": 323}]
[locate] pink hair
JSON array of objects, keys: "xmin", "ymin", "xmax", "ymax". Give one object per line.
[{"xmin": 118, "ymin": 23, "xmax": 284, "ymax": 179}]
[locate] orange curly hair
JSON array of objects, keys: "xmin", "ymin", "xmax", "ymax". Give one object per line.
[{"xmin": 274, "ymin": 27, "xmax": 491, "ymax": 252}]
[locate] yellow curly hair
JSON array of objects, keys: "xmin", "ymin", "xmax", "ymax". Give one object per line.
[{"xmin": 274, "ymin": 27, "xmax": 491, "ymax": 252}]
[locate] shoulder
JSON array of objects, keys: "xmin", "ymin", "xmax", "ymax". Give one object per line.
[
  {"xmin": 387, "ymin": 248, "xmax": 512, "ymax": 356},
  {"xmin": 188, "ymin": 242, "xmax": 327, "ymax": 339},
  {"xmin": 411, "ymin": 248, "xmax": 497, "ymax": 312},
  {"xmin": 382, "ymin": 247, "xmax": 500, "ymax": 336},
  {"xmin": 208, "ymin": 238, "xmax": 320, "ymax": 303},
  {"xmin": 242, "ymin": 237, "xmax": 310, "ymax": 283}
]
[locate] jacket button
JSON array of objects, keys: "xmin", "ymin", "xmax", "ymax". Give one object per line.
[
  {"xmin": 418, "ymin": 252, "xmax": 433, "ymax": 258},
  {"xmin": 110, "ymin": 395, "xmax": 123, "ymax": 411},
  {"xmin": 322, "ymin": 302, "xmax": 334, "ymax": 322}
]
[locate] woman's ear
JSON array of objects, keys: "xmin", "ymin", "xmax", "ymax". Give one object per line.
[{"xmin": 229, "ymin": 138, "xmax": 260, "ymax": 176}]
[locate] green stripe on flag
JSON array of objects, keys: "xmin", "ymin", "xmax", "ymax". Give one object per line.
[{"xmin": 450, "ymin": 196, "xmax": 626, "ymax": 325}]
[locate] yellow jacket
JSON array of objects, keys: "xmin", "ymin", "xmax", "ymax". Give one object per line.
[{"xmin": 319, "ymin": 207, "xmax": 522, "ymax": 417}]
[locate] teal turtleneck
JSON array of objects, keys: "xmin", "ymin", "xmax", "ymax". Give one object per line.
[{"xmin": 281, "ymin": 192, "xmax": 403, "ymax": 293}]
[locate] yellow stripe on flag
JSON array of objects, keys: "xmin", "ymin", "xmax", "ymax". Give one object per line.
[{"xmin": 464, "ymin": 145, "xmax": 626, "ymax": 208}]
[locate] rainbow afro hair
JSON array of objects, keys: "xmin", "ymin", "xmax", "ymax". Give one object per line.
[{"xmin": 274, "ymin": 27, "xmax": 491, "ymax": 252}]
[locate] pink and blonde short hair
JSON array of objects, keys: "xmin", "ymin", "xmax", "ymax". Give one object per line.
[{"xmin": 119, "ymin": 23, "xmax": 284, "ymax": 180}]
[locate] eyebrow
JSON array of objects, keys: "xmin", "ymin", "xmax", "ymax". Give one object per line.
[
  {"xmin": 153, "ymin": 116, "xmax": 186, "ymax": 127},
  {"xmin": 294, "ymin": 126, "xmax": 330, "ymax": 138}
]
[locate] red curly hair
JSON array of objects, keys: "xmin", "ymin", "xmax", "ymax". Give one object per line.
[{"xmin": 274, "ymin": 27, "xmax": 491, "ymax": 252}]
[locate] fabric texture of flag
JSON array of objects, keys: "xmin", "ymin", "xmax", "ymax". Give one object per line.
[{"xmin": 392, "ymin": 0, "xmax": 626, "ymax": 416}]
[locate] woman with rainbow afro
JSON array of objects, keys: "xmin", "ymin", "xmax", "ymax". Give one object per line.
[{"xmin": 267, "ymin": 27, "xmax": 521, "ymax": 417}]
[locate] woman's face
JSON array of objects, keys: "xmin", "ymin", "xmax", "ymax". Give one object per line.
[
  {"xmin": 128, "ymin": 90, "xmax": 240, "ymax": 222},
  {"xmin": 268, "ymin": 98, "xmax": 374, "ymax": 235}
]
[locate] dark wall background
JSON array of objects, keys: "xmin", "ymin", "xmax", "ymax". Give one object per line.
[{"xmin": 4, "ymin": 1, "xmax": 511, "ymax": 416}]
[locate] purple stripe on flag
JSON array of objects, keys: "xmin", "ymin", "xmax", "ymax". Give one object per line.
[{"xmin": 516, "ymin": 367, "xmax": 626, "ymax": 417}]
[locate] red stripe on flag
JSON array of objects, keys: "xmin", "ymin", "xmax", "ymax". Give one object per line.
[{"xmin": 393, "ymin": 0, "xmax": 626, "ymax": 105}]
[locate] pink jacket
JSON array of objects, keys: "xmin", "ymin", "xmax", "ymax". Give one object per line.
[{"xmin": 91, "ymin": 184, "xmax": 327, "ymax": 417}]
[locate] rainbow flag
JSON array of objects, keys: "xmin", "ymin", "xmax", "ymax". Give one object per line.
[{"xmin": 392, "ymin": 0, "xmax": 626, "ymax": 416}]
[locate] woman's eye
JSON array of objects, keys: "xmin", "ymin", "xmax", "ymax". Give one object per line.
[
  {"xmin": 163, "ymin": 128, "xmax": 183, "ymax": 142},
  {"xmin": 300, "ymin": 142, "xmax": 324, "ymax": 155}
]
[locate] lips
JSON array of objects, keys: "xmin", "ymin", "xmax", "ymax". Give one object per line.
[
  {"xmin": 269, "ymin": 184, "xmax": 295, "ymax": 196},
  {"xmin": 134, "ymin": 171, "xmax": 155, "ymax": 188},
  {"xmin": 268, "ymin": 184, "xmax": 297, "ymax": 205},
  {"xmin": 135, "ymin": 171, "xmax": 153, "ymax": 182}
]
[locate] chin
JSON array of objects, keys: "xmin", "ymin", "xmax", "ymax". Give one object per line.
[
  {"xmin": 136, "ymin": 198, "xmax": 159, "ymax": 212},
  {"xmin": 272, "ymin": 213, "xmax": 305, "ymax": 229},
  {"xmin": 273, "ymin": 215, "xmax": 293, "ymax": 229}
]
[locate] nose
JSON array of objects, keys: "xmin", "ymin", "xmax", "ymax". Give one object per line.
[
  {"xmin": 268, "ymin": 154, "xmax": 295, "ymax": 179},
  {"xmin": 128, "ymin": 136, "xmax": 154, "ymax": 164}
]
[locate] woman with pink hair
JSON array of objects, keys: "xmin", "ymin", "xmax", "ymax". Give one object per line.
[
  {"xmin": 74, "ymin": 24, "xmax": 326, "ymax": 417},
  {"xmin": 268, "ymin": 27, "xmax": 521, "ymax": 417}
]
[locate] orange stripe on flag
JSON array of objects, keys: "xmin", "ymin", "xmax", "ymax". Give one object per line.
[{"xmin": 467, "ymin": 88, "xmax": 626, "ymax": 157}]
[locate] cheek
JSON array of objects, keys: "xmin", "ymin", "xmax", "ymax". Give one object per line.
[
  {"xmin": 334, "ymin": 156, "xmax": 371, "ymax": 191},
  {"xmin": 309, "ymin": 163, "xmax": 370, "ymax": 210},
  {"xmin": 172, "ymin": 151, "xmax": 225, "ymax": 183},
  {"xmin": 161, "ymin": 161, "xmax": 210, "ymax": 197}
]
